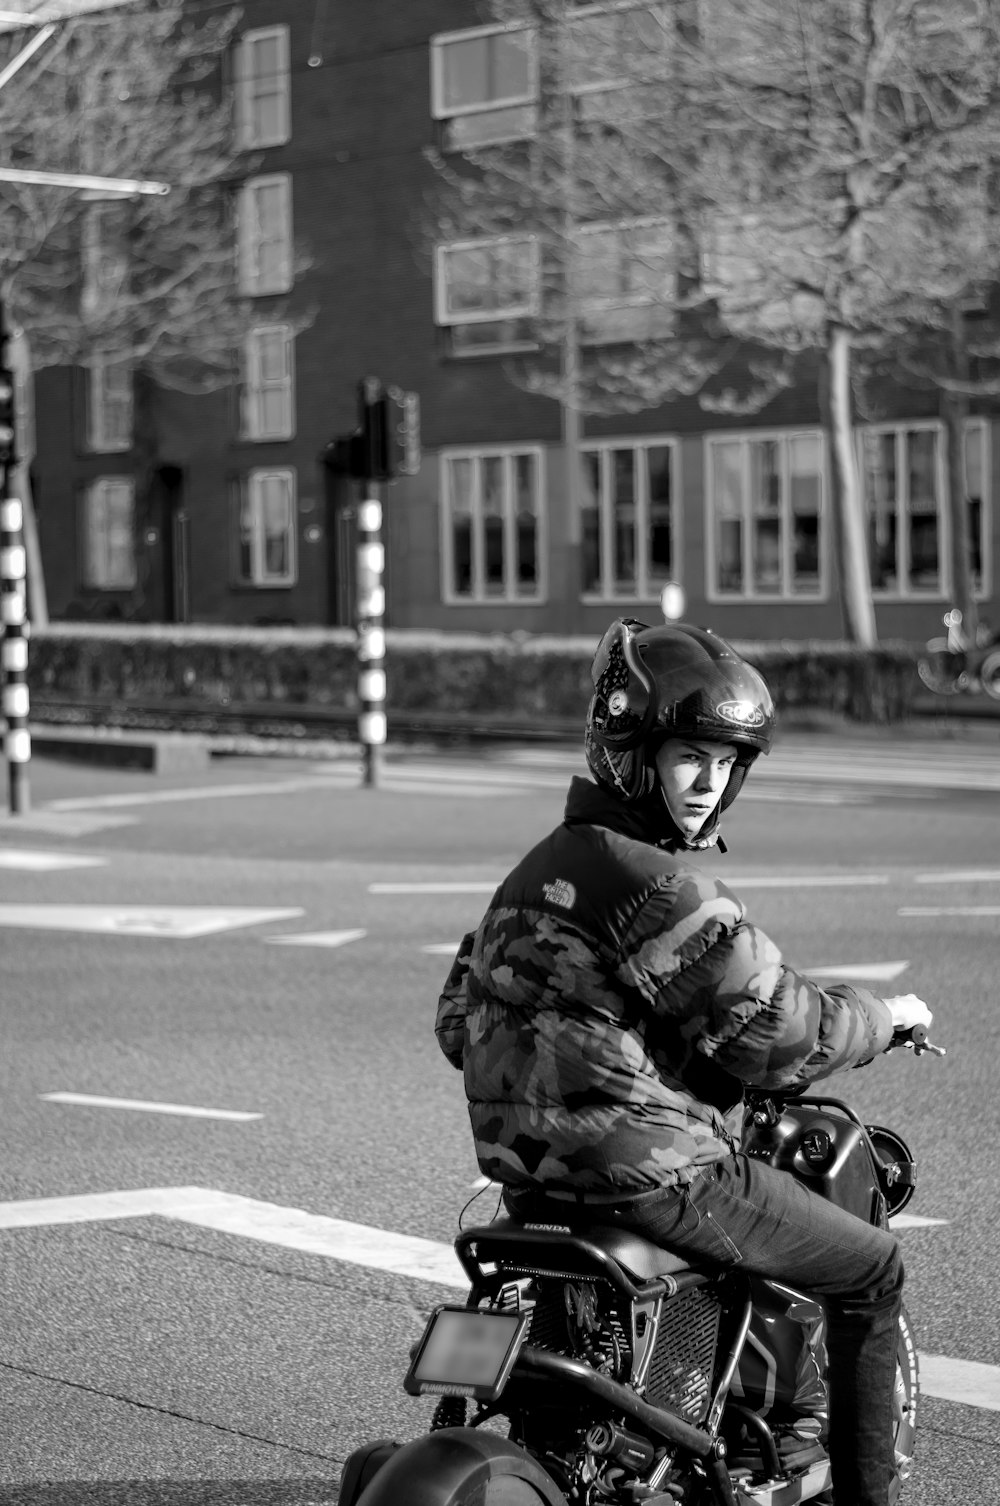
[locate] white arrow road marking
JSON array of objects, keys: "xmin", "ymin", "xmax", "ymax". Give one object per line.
[
  {"xmin": 804, "ymin": 962, "xmax": 909, "ymax": 983},
  {"xmin": 0, "ymin": 904, "xmax": 303, "ymax": 938},
  {"xmin": 39, "ymin": 1094, "xmax": 262, "ymax": 1121},
  {"xmin": 899, "ymin": 906, "xmax": 1000, "ymax": 918},
  {"xmin": 0, "ymin": 1187, "xmax": 987, "ymax": 1408},
  {"xmin": 0, "ymin": 849, "xmax": 107, "ymax": 871},
  {"xmin": 264, "ymin": 928, "xmax": 367, "ymax": 949}
]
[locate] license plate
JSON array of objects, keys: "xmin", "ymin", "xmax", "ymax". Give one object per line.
[{"xmin": 404, "ymin": 1306, "xmax": 531, "ymax": 1402}]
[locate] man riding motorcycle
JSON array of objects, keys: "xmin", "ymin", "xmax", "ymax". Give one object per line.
[{"xmin": 436, "ymin": 618, "xmax": 932, "ymax": 1506}]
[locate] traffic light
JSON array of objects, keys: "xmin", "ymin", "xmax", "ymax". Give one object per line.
[
  {"xmin": 358, "ymin": 378, "xmax": 421, "ymax": 481},
  {"xmin": 0, "ymin": 366, "xmax": 15, "ymax": 466}
]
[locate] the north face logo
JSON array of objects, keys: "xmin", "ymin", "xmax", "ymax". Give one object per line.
[{"xmin": 542, "ymin": 879, "xmax": 577, "ymax": 909}]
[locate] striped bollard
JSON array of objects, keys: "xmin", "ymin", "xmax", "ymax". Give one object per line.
[
  {"xmin": 356, "ymin": 496, "xmax": 386, "ymax": 788},
  {"xmin": 1, "ymin": 495, "xmax": 30, "ymax": 814}
]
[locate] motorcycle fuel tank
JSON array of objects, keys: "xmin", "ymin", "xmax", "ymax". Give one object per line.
[{"xmin": 744, "ymin": 1104, "xmax": 885, "ymax": 1224}]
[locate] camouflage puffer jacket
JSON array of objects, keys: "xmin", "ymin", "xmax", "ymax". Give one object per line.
[{"xmin": 436, "ymin": 777, "xmax": 894, "ymax": 1195}]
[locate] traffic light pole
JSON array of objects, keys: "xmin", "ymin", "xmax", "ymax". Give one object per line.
[
  {"xmin": 1, "ymin": 493, "xmax": 29, "ymax": 815},
  {"xmin": 356, "ymin": 491, "xmax": 387, "ymax": 789},
  {"xmin": 0, "ymin": 310, "xmax": 29, "ymax": 815}
]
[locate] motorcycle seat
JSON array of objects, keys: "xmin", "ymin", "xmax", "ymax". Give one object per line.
[{"xmin": 461, "ymin": 1216, "xmax": 696, "ymax": 1285}]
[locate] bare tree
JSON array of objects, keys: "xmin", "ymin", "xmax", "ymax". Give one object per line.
[
  {"xmin": 426, "ymin": 0, "xmax": 1000, "ymax": 643},
  {"xmin": 0, "ymin": 1, "xmax": 303, "ymax": 620}
]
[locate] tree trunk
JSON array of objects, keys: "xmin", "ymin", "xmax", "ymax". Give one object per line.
[
  {"xmin": 942, "ymin": 309, "xmax": 977, "ymax": 642},
  {"xmin": 819, "ymin": 323, "xmax": 877, "ymax": 645}
]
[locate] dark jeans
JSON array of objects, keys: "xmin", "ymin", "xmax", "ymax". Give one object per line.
[{"xmin": 506, "ymin": 1155, "xmax": 903, "ymax": 1506}]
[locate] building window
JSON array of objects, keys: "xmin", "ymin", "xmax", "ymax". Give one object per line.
[
  {"xmin": 235, "ymin": 25, "xmax": 291, "ymax": 150},
  {"xmin": 566, "ymin": 2, "xmax": 671, "ymax": 110},
  {"xmin": 859, "ymin": 420, "xmax": 990, "ymax": 599},
  {"xmin": 579, "ymin": 440, "xmax": 677, "ymax": 599},
  {"xmin": 81, "ymin": 478, "xmax": 136, "ymax": 590},
  {"xmin": 441, "ymin": 448, "xmax": 543, "ymax": 603},
  {"xmin": 237, "ymin": 175, "xmax": 293, "ymax": 296},
  {"xmin": 235, "ymin": 468, "xmax": 297, "ymax": 586},
  {"xmin": 431, "ymin": 23, "xmax": 537, "ymax": 149},
  {"xmin": 577, "ymin": 217, "xmax": 675, "ymax": 344},
  {"xmin": 707, "ymin": 431, "xmax": 825, "ymax": 600},
  {"xmin": 241, "ymin": 325, "xmax": 294, "ymax": 440},
  {"xmin": 435, "ymin": 236, "xmax": 540, "ymax": 354},
  {"xmin": 86, "ymin": 358, "xmax": 132, "ymax": 453}
]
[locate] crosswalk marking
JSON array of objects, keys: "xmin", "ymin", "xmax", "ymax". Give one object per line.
[{"xmin": 0, "ymin": 1186, "xmax": 989, "ymax": 1410}]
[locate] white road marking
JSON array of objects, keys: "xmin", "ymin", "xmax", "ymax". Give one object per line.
[
  {"xmin": 0, "ymin": 849, "xmax": 107, "ymax": 871},
  {"xmin": 0, "ymin": 1187, "xmax": 986, "ymax": 1408},
  {"xmin": 45, "ymin": 775, "xmax": 354, "ymax": 811},
  {"xmin": 39, "ymin": 1093, "xmax": 262, "ymax": 1121},
  {"xmin": 423, "ymin": 942, "xmax": 462, "ymax": 955},
  {"xmin": 370, "ymin": 881, "xmax": 498, "ymax": 895},
  {"xmin": 913, "ymin": 870, "xmax": 1000, "ymax": 884},
  {"xmin": 899, "ymin": 906, "xmax": 1000, "ymax": 918},
  {"xmin": 890, "ymin": 1213, "xmax": 950, "ymax": 1229},
  {"xmin": 0, "ymin": 811, "xmax": 137, "ymax": 836},
  {"xmin": 264, "ymin": 928, "xmax": 367, "ymax": 949},
  {"xmin": 918, "ymin": 1354, "xmax": 1000, "ymax": 1411},
  {"xmin": 804, "ymin": 961, "xmax": 909, "ymax": 983},
  {"xmin": 0, "ymin": 904, "xmax": 303, "ymax": 938},
  {"xmin": 724, "ymin": 875, "xmax": 890, "ymax": 889}
]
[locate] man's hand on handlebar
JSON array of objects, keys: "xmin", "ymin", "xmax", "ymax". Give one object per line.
[{"xmin": 885, "ymin": 993, "xmax": 933, "ymax": 1033}]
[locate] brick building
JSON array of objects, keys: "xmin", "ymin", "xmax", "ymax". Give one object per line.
[{"xmin": 32, "ymin": 0, "xmax": 998, "ymax": 641}]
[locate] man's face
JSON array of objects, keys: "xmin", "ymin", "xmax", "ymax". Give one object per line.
[{"xmin": 654, "ymin": 737, "xmax": 739, "ymax": 838}]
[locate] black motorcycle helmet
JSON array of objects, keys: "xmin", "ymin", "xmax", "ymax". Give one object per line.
[{"xmin": 585, "ymin": 618, "xmax": 775, "ymax": 847}]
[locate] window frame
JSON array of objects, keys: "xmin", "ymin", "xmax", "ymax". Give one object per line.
[
  {"xmin": 79, "ymin": 476, "xmax": 137, "ymax": 591},
  {"xmin": 234, "ymin": 24, "xmax": 291, "ymax": 151},
  {"xmin": 578, "ymin": 436, "xmax": 682, "ymax": 602},
  {"xmin": 704, "ymin": 428, "xmax": 829, "ymax": 604},
  {"xmin": 857, "ymin": 417, "xmax": 992, "ymax": 602},
  {"xmin": 430, "ymin": 21, "xmax": 539, "ymax": 145},
  {"xmin": 234, "ymin": 467, "xmax": 298, "ymax": 588},
  {"xmin": 85, "ymin": 356, "xmax": 133, "ymax": 454},
  {"xmin": 237, "ymin": 174, "xmax": 293, "ymax": 297},
  {"xmin": 240, "ymin": 324, "xmax": 295, "ymax": 441},
  {"xmin": 434, "ymin": 235, "xmax": 541, "ymax": 327},
  {"xmin": 439, "ymin": 444, "xmax": 547, "ymax": 606},
  {"xmin": 565, "ymin": 1, "xmax": 670, "ymax": 100}
]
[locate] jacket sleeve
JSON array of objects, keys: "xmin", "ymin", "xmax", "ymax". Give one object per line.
[
  {"xmin": 435, "ymin": 930, "xmax": 476, "ymax": 1069},
  {"xmin": 618, "ymin": 875, "xmax": 894, "ymax": 1090}
]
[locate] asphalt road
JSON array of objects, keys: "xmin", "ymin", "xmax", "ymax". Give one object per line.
[{"xmin": 0, "ymin": 733, "xmax": 998, "ymax": 1505}]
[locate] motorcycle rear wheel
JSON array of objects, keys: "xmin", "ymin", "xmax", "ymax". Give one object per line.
[{"xmin": 351, "ymin": 1427, "xmax": 565, "ymax": 1506}]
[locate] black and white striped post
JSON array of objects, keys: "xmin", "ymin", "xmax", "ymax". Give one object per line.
[
  {"xmin": 1, "ymin": 494, "xmax": 30, "ymax": 815},
  {"xmin": 356, "ymin": 494, "xmax": 386, "ymax": 788}
]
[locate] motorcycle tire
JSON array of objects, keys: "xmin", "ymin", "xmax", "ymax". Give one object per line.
[
  {"xmin": 979, "ymin": 648, "xmax": 1000, "ymax": 701},
  {"xmin": 352, "ymin": 1427, "xmax": 565, "ymax": 1506}
]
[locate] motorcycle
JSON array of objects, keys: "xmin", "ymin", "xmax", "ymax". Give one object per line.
[
  {"xmin": 340, "ymin": 1025, "xmax": 943, "ymax": 1506},
  {"xmin": 917, "ymin": 608, "xmax": 1000, "ymax": 699}
]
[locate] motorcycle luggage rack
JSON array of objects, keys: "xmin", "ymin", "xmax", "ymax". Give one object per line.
[{"xmin": 456, "ymin": 1220, "xmax": 698, "ymax": 1302}]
